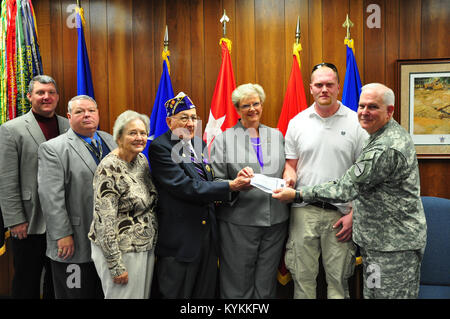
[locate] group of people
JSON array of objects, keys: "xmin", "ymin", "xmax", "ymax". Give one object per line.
[{"xmin": 0, "ymin": 61, "xmax": 427, "ymax": 300}]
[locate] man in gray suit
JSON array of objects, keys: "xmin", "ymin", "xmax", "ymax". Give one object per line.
[
  {"xmin": 0, "ymin": 75, "xmax": 69, "ymax": 299},
  {"xmin": 38, "ymin": 95, "xmax": 116, "ymax": 298}
]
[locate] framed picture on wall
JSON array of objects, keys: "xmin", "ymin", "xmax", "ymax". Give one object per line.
[{"xmin": 396, "ymin": 58, "xmax": 450, "ymax": 159}]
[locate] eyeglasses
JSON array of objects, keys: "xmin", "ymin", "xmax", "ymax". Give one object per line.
[
  {"xmin": 239, "ymin": 101, "xmax": 261, "ymax": 110},
  {"xmin": 171, "ymin": 115, "xmax": 200, "ymax": 124},
  {"xmin": 311, "ymin": 62, "xmax": 338, "ymax": 73},
  {"xmin": 311, "ymin": 62, "xmax": 339, "ymax": 82},
  {"xmin": 127, "ymin": 130, "xmax": 148, "ymax": 138}
]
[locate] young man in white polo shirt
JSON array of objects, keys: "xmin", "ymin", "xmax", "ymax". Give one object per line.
[{"xmin": 282, "ymin": 63, "xmax": 368, "ymax": 299}]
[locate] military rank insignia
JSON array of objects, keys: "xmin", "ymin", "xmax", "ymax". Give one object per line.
[{"xmin": 354, "ymin": 162, "xmax": 365, "ymax": 177}]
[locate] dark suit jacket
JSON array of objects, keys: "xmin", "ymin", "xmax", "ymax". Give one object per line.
[{"xmin": 149, "ymin": 130, "xmax": 231, "ymax": 262}]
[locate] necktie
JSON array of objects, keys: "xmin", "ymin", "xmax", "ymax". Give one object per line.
[
  {"xmin": 89, "ymin": 139, "xmax": 102, "ymax": 161},
  {"xmin": 190, "ymin": 150, "xmax": 207, "ymax": 181}
]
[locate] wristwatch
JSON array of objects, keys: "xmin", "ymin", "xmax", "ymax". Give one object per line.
[{"xmin": 294, "ymin": 190, "xmax": 303, "ymax": 203}]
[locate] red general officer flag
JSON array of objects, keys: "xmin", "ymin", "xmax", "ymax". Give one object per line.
[
  {"xmin": 203, "ymin": 38, "xmax": 239, "ymax": 153},
  {"xmin": 277, "ymin": 42, "xmax": 308, "ymax": 286},
  {"xmin": 277, "ymin": 43, "xmax": 308, "ymax": 136}
]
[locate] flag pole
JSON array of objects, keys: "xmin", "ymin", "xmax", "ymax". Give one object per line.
[
  {"xmin": 292, "ymin": 16, "xmax": 302, "ymax": 68},
  {"xmin": 342, "ymin": 14, "xmax": 355, "ymax": 51},
  {"xmin": 143, "ymin": 26, "xmax": 174, "ymax": 162},
  {"xmin": 162, "ymin": 26, "xmax": 170, "ymax": 75},
  {"xmin": 342, "ymin": 14, "xmax": 354, "ymax": 41},
  {"xmin": 277, "ymin": 15, "xmax": 308, "ymax": 284},
  {"xmin": 220, "ymin": 10, "xmax": 230, "ymax": 38},
  {"xmin": 164, "ymin": 25, "xmax": 169, "ymax": 52},
  {"xmin": 295, "ymin": 16, "xmax": 300, "ymax": 44},
  {"xmin": 341, "ymin": 13, "xmax": 362, "ymax": 112},
  {"xmin": 203, "ymin": 10, "xmax": 237, "ymax": 152}
]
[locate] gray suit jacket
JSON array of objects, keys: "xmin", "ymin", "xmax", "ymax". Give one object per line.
[
  {"xmin": 0, "ymin": 111, "xmax": 70, "ymax": 234},
  {"xmin": 37, "ymin": 128, "xmax": 116, "ymax": 263},
  {"xmin": 211, "ymin": 121, "xmax": 289, "ymax": 226}
]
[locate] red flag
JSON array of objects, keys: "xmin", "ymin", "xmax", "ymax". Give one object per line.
[
  {"xmin": 276, "ymin": 44, "xmax": 308, "ymax": 136},
  {"xmin": 203, "ymin": 38, "xmax": 239, "ymax": 153},
  {"xmin": 277, "ymin": 43, "xmax": 308, "ymax": 286},
  {"xmin": 6, "ymin": 0, "xmax": 17, "ymax": 120}
]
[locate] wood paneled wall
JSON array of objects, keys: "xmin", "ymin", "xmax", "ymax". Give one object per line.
[
  {"xmin": 32, "ymin": 0, "xmax": 449, "ymax": 127},
  {"xmin": 32, "ymin": 0, "xmax": 449, "ymax": 198}
]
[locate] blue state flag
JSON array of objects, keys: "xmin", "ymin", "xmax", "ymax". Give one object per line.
[
  {"xmin": 142, "ymin": 57, "xmax": 174, "ymax": 163},
  {"xmin": 76, "ymin": 7, "xmax": 95, "ymax": 99},
  {"xmin": 342, "ymin": 44, "xmax": 362, "ymax": 112}
]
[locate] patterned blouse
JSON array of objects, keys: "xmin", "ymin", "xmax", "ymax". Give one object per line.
[{"xmin": 88, "ymin": 152, "xmax": 158, "ymax": 277}]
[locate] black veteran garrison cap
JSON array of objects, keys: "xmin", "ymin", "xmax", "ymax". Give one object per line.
[{"xmin": 165, "ymin": 92, "xmax": 196, "ymax": 117}]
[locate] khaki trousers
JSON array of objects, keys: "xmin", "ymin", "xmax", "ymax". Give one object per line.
[{"xmin": 285, "ymin": 205, "xmax": 356, "ymax": 299}]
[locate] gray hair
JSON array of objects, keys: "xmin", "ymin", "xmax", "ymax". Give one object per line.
[
  {"xmin": 67, "ymin": 95, "xmax": 98, "ymax": 113},
  {"xmin": 113, "ymin": 110, "xmax": 150, "ymax": 142},
  {"xmin": 28, "ymin": 75, "xmax": 58, "ymax": 94},
  {"xmin": 361, "ymin": 83, "xmax": 395, "ymax": 106},
  {"xmin": 231, "ymin": 83, "xmax": 266, "ymax": 108}
]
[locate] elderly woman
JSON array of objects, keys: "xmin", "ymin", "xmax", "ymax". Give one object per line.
[
  {"xmin": 88, "ymin": 110, "xmax": 158, "ymax": 299},
  {"xmin": 210, "ymin": 83, "xmax": 289, "ymax": 298}
]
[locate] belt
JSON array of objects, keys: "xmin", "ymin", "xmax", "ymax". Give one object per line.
[{"xmin": 309, "ymin": 201, "xmax": 338, "ymax": 211}]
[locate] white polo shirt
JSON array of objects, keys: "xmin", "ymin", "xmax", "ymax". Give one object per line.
[{"xmin": 285, "ymin": 101, "xmax": 368, "ymax": 212}]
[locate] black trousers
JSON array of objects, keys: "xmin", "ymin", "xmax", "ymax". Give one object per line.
[
  {"xmin": 10, "ymin": 234, "xmax": 54, "ymax": 299},
  {"xmin": 156, "ymin": 228, "xmax": 218, "ymax": 299},
  {"xmin": 51, "ymin": 260, "xmax": 104, "ymax": 299}
]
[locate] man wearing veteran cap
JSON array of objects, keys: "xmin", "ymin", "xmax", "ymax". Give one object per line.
[{"xmin": 149, "ymin": 92, "xmax": 252, "ymax": 298}]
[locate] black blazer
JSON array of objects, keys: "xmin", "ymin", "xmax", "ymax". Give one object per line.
[{"xmin": 149, "ymin": 130, "xmax": 231, "ymax": 262}]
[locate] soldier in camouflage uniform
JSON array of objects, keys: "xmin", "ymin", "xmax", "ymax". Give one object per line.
[{"xmin": 273, "ymin": 83, "xmax": 427, "ymax": 298}]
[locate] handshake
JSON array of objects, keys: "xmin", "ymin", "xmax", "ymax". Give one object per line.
[
  {"xmin": 227, "ymin": 167, "xmax": 298, "ymax": 203},
  {"xmin": 228, "ymin": 166, "xmax": 255, "ymax": 191}
]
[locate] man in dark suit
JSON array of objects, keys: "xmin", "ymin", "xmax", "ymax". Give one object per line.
[
  {"xmin": 38, "ymin": 95, "xmax": 116, "ymax": 298},
  {"xmin": 0, "ymin": 75, "xmax": 70, "ymax": 299},
  {"xmin": 149, "ymin": 92, "xmax": 251, "ymax": 298}
]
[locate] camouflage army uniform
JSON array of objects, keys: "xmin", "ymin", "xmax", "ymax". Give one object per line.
[{"xmin": 301, "ymin": 119, "xmax": 427, "ymax": 299}]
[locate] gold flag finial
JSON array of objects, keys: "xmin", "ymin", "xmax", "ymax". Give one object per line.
[{"xmin": 342, "ymin": 14, "xmax": 354, "ymax": 40}]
